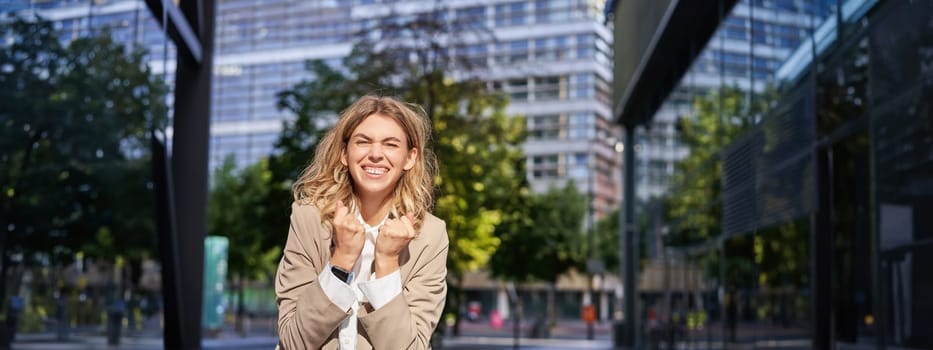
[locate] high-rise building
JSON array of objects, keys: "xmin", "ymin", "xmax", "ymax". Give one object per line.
[
  {"xmin": 4, "ymin": 0, "xmax": 620, "ymax": 219},
  {"xmin": 634, "ymin": 0, "xmax": 834, "ymax": 201}
]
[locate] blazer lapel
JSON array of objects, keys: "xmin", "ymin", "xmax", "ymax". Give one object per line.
[
  {"xmin": 319, "ymin": 224, "xmax": 333, "ymax": 274},
  {"xmin": 399, "ymin": 227, "xmax": 429, "ymax": 283}
]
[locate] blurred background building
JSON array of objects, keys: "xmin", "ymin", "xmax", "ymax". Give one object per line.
[{"xmin": 3, "ymin": 0, "xmax": 621, "ymax": 219}]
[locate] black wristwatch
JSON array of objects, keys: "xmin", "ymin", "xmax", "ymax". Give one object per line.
[{"xmin": 331, "ymin": 265, "xmax": 353, "ymax": 283}]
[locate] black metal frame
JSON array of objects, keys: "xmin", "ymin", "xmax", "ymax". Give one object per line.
[
  {"xmin": 145, "ymin": 1, "xmax": 216, "ymax": 349},
  {"xmin": 609, "ymin": 0, "xmax": 740, "ymax": 127}
]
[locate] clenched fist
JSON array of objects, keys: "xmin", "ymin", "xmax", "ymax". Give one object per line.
[
  {"xmin": 374, "ymin": 212, "xmax": 417, "ymax": 278},
  {"xmin": 330, "ymin": 200, "xmax": 365, "ymax": 270}
]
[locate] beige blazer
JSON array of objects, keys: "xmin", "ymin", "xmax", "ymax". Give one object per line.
[{"xmin": 275, "ymin": 202, "xmax": 449, "ymax": 350}]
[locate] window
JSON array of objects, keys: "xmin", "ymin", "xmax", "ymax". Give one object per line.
[
  {"xmin": 724, "ymin": 17, "xmax": 747, "ymax": 40},
  {"xmin": 534, "ymin": 38, "xmax": 554, "ymax": 61},
  {"xmin": 509, "ymin": 40, "xmax": 529, "ymax": 63},
  {"xmin": 528, "ymin": 114, "xmax": 563, "ymax": 140},
  {"xmin": 531, "ymin": 154, "xmax": 561, "ymax": 179},
  {"xmin": 574, "ymin": 152, "xmax": 589, "ymax": 165},
  {"xmin": 572, "ymin": 74, "xmax": 593, "ymax": 98},
  {"xmin": 535, "ymin": 0, "xmax": 571, "ymax": 23},
  {"xmin": 455, "ymin": 6, "xmax": 485, "ymax": 29},
  {"xmin": 506, "ymin": 78, "xmax": 529, "ymax": 101},
  {"xmin": 534, "ymin": 76, "xmax": 562, "ymax": 100},
  {"xmin": 460, "ymin": 44, "xmax": 488, "ymax": 67},
  {"xmin": 576, "ymin": 34, "xmax": 594, "ymax": 59},
  {"xmin": 495, "ymin": 2, "xmax": 527, "ymax": 26},
  {"xmin": 595, "ymin": 75, "xmax": 611, "ymax": 104},
  {"xmin": 568, "ymin": 113, "xmax": 594, "ymax": 139}
]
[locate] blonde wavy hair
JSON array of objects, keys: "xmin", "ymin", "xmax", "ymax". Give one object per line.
[{"xmin": 292, "ymin": 95, "xmax": 437, "ymax": 232}]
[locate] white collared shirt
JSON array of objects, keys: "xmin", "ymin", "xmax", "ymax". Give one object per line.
[{"xmin": 319, "ymin": 213, "xmax": 403, "ymax": 350}]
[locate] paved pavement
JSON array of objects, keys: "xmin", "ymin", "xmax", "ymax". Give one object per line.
[
  {"xmin": 9, "ymin": 317, "xmax": 824, "ymax": 350},
  {"xmin": 11, "ymin": 334, "xmax": 279, "ymax": 350},
  {"xmin": 9, "ymin": 318, "xmax": 617, "ymax": 350},
  {"xmin": 11, "ymin": 333, "xmax": 613, "ymax": 350}
]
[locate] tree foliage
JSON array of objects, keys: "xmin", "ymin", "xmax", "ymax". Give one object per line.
[
  {"xmin": 428, "ymin": 80, "xmax": 526, "ymax": 280},
  {"xmin": 207, "ymin": 156, "xmax": 282, "ymax": 333},
  {"xmin": 489, "ymin": 182, "xmax": 584, "ymax": 326},
  {"xmin": 490, "ymin": 182, "xmax": 586, "ymax": 284},
  {"xmin": 591, "ymin": 208, "xmax": 621, "ymax": 274},
  {"xmin": 208, "ymin": 156, "xmax": 281, "ymax": 282},
  {"xmin": 590, "ymin": 200, "xmax": 659, "ymax": 276},
  {"xmin": 0, "ymin": 17, "xmax": 168, "ymax": 264}
]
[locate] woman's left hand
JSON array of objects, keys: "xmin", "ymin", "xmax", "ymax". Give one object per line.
[{"xmin": 373, "ymin": 212, "xmax": 416, "ymax": 277}]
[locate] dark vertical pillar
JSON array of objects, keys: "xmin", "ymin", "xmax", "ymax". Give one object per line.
[
  {"xmin": 171, "ymin": 1, "xmax": 215, "ymax": 349},
  {"xmin": 0, "ymin": 233, "xmax": 7, "ymax": 350},
  {"xmin": 811, "ymin": 149, "xmax": 834, "ymax": 350},
  {"xmin": 587, "ymin": 146, "xmax": 595, "ymax": 340},
  {"xmin": 720, "ymin": 239, "xmax": 727, "ymax": 348},
  {"xmin": 912, "ymin": 199, "xmax": 933, "ymax": 346},
  {"xmin": 152, "ymin": 132, "xmax": 183, "ymax": 350},
  {"xmin": 621, "ymin": 124, "xmax": 638, "ymax": 347},
  {"xmin": 868, "ymin": 86, "xmax": 882, "ymax": 350}
]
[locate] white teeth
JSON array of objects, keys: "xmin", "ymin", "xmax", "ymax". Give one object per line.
[{"xmin": 364, "ymin": 167, "xmax": 387, "ymax": 175}]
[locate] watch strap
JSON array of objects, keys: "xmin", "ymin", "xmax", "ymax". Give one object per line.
[{"xmin": 331, "ymin": 265, "xmax": 353, "ymax": 283}]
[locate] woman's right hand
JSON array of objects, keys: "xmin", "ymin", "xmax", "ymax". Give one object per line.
[{"xmin": 330, "ymin": 200, "xmax": 364, "ymax": 270}]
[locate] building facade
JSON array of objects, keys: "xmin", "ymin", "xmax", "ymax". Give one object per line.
[
  {"xmin": 4, "ymin": 0, "xmax": 620, "ymax": 220},
  {"xmin": 635, "ymin": 0, "xmax": 835, "ymax": 201},
  {"xmin": 611, "ymin": 0, "xmax": 933, "ymax": 347}
]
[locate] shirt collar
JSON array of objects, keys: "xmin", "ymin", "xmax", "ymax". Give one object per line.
[{"xmin": 355, "ymin": 212, "xmax": 388, "ymax": 237}]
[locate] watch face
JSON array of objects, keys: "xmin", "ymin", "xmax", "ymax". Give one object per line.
[{"xmin": 332, "ymin": 266, "xmax": 351, "ymax": 283}]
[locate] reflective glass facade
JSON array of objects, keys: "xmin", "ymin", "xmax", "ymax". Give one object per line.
[
  {"xmin": 644, "ymin": 0, "xmax": 933, "ymax": 348},
  {"xmin": 636, "ymin": 0, "xmax": 837, "ymax": 201}
]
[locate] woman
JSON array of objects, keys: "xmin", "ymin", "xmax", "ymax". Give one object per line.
[{"xmin": 275, "ymin": 95, "xmax": 448, "ymax": 349}]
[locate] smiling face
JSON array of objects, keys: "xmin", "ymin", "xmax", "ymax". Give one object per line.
[{"xmin": 341, "ymin": 113, "xmax": 418, "ymax": 205}]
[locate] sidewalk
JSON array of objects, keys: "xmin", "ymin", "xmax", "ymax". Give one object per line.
[
  {"xmin": 443, "ymin": 336, "xmax": 615, "ymax": 350},
  {"xmin": 10, "ymin": 317, "xmax": 279, "ymax": 350},
  {"xmin": 11, "ymin": 333, "xmax": 279, "ymax": 350},
  {"xmin": 443, "ymin": 319, "xmax": 617, "ymax": 349},
  {"xmin": 456, "ymin": 318, "xmax": 614, "ymax": 340},
  {"xmin": 10, "ymin": 319, "xmax": 615, "ymax": 350},
  {"xmin": 12, "ymin": 318, "xmax": 903, "ymax": 350}
]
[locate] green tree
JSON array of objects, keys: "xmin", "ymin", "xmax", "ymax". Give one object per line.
[
  {"xmin": 425, "ymin": 79, "xmax": 525, "ymax": 335},
  {"xmin": 591, "ymin": 208, "xmax": 621, "ymax": 274},
  {"xmin": 273, "ymin": 13, "xmax": 525, "ymax": 336},
  {"xmin": 207, "ymin": 156, "xmax": 282, "ymax": 335},
  {"xmin": 491, "ymin": 182, "xmax": 586, "ymax": 326},
  {"xmin": 0, "ymin": 17, "xmax": 168, "ymax": 314},
  {"xmin": 591, "ymin": 200, "xmax": 659, "ymax": 276}
]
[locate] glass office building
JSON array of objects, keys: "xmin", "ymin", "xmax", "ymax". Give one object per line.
[
  {"xmin": 636, "ymin": 0, "xmax": 836, "ymax": 201},
  {"xmin": 3, "ymin": 0, "xmax": 620, "ymax": 219},
  {"xmin": 612, "ymin": 0, "xmax": 933, "ymax": 347}
]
